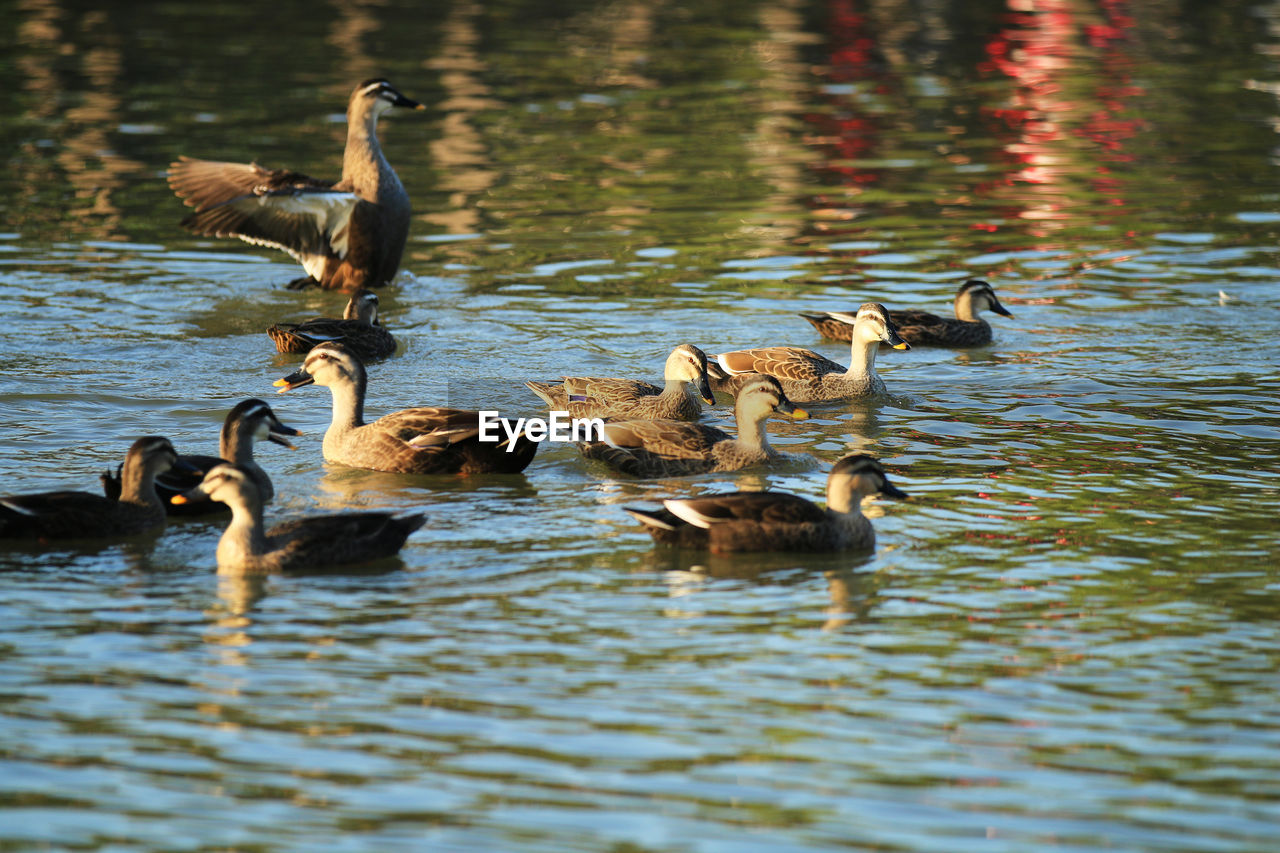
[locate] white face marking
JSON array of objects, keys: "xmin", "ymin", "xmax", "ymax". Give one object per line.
[
  {"xmin": 856, "ymin": 310, "xmax": 886, "ymax": 337},
  {"xmin": 140, "ymin": 438, "xmax": 172, "ymax": 457},
  {"xmin": 745, "ymin": 382, "xmax": 780, "ymax": 407},
  {"xmin": 361, "ymin": 81, "xmax": 387, "ymax": 97}
]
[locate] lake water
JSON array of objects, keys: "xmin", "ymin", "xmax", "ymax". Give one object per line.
[{"xmin": 1, "ymin": 1, "xmax": 1279, "ymax": 850}]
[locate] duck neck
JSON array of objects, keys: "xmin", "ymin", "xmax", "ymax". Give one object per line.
[
  {"xmin": 217, "ymin": 497, "xmax": 269, "ymax": 566},
  {"xmin": 325, "ymin": 375, "xmax": 367, "ymax": 440},
  {"xmin": 343, "ymin": 103, "xmax": 391, "ymax": 193},
  {"xmin": 954, "ymin": 290, "xmax": 978, "ymax": 322},
  {"xmin": 220, "ymin": 424, "xmax": 254, "ymax": 466},
  {"xmin": 734, "ymin": 402, "xmax": 774, "ymax": 455},
  {"xmin": 660, "ymin": 377, "xmax": 688, "ymax": 400},
  {"xmin": 845, "ymin": 334, "xmax": 881, "ymax": 381},
  {"xmin": 826, "ymin": 480, "xmax": 861, "ymax": 516},
  {"xmin": 118, "ymin": 460, "xmax": 161, "ymax": 511}
]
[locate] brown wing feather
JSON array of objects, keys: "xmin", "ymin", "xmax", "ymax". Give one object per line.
[
  {"xmin": 0, "ymin": 490, "xmax": 161, "ymax": 539},
  {"xmin": 169, "ymin": 157, "xmax": 350, "ymax": 259},
  {"xmin": 264, "ymin": 512, "xmax": 425, "ymax": 573},
  {"xmin": 371, "ymin": 407, "xmax": 484, "ymax": 446},
  {"xmin": 531, "ymin": 377, "xmax": 694, "ymax": 420},
  {"xmin": 676, "ymin": 491, "xmax": 827, "ymax": 526},
  {"xmin": 889, "ymin": 309, "xmax": 946, "ymax": 328},
  {"xmin": 564, "ymin": 377, "xmax": 661, "ymax": 404},
  {"xmin": 718, "ymin": 347, "xmax": 843, "ymax": 382},
  {"xmin": 267, "ymin": 318, "xmax": 395, "ymax": 359},
  {"xmin": 317, "ymin": 201, "xmax": 379, "ymax": 291},
  {"xmin": 526, "ymin": 381, "xmax": 569, "ymax": 408},
  {"xmin": 336, "ymin": 407, "xmax": 536, "ymax": 475},
  {"xmin": 600, "ymin": 419, "xmax": 729, "ymax": 459},
  {"xmin": 169, "ymin": 157, "xmax": 335, "ymax": 210},
  {"xmin": 581, "ymin": 419, "xmax": 732, "ymax": 476},
  {"xmin": 800, "ymin": 312, "xmax": 856, "ymax": 341}
]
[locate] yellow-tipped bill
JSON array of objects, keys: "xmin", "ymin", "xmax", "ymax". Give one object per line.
[{"xmin": 273, "ymin": 370, "xmax": 314, "ymax": 393}]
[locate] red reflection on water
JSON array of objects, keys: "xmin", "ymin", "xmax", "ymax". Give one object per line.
[
  {"xmin": 807, "ymin": 0, "xmax": 886, "ymax": 198},
  {"xmin": 976, "ymin": 0, "xmax": 1145, "ymax": 238}
]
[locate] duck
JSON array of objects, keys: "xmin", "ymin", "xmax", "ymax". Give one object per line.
[
  {"xmin": 525, "ymin": 344, "xmax": 715, "ymax": 422},
  {"xmin": 168, "ymin": 78, "xmax": 424, "ymax": 291},
  {"xmin": 273, "ymin": 341, "xmax": 538, "ymax": 474},
  {"xmin": 708, "ymin": 303, "xmax": 908, "ymax": 404},
  {"xmin": 800, "ymin": 280, "xmax": 1013, "ymax": 347},
  {"xmin": 578, "ymin": 374, "xmax": 810, "ymax": 478},
  {"xmin": 267, "ymin": 289, "xmax": 397, "ymax": 360},
  {"xmin": 101, "ymin": 399, "xmax": 300, "ymax": 516},
  {"xmin": 624, "ymin": 454, "xmax": 907, "ymax": 552},
  {"xmin": 1, "ymin": 437, "xmax": 180, "ymax": 541},
  {"xmin": 172, "ymin": 463, "xmax": 424, "ymax": 573}
]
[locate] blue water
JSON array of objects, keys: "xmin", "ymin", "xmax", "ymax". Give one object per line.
[{"xmin": 1, "ymin": 2, "xmax": 1279, "ymax": 850}]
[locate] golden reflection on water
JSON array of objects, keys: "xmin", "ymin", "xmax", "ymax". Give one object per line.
[
  {"xmin": 656, "ymin": 554, "xmax": 882, "ymax": 632},
  {"xmin": 211, "ymin": 572, "xmax": 270, "ymax": 622},
  {"xmin": 421, "ymin": 1, "xmax": 500, "ymax": 239},
  {"xmin": 750, "ymin": 1, "xmax": 823, "ymax": 248},
  {"xmin": 15, "ymin": 0, "xmax": 146, "ymax": 239},
  {"xmin": 325, "ymin": 0, "xmax": 386, "ymax": 83}
]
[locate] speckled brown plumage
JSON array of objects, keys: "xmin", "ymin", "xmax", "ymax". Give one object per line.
[
  {"xmin": 275, "ymin": 342, "xmax": 537, "ymax": 475},
  {"xmin": 267, "ymin": 289, "xmax": 396, "ymax": 359},
  {"xmin": 174, "ymin": 463, "xmax": 424, "ymax": 573},
  {"xmin": 578, "ymin": 374, "xmax": 810, "ymax": 478},
  {"xmin": 168, "ymin": 79, "xmax": 424, "ymax": 291},
  {"xmin": 624, "ymin": 454, "xmax": 907, "ymax": 553},
  {"xmin": 800, "ymin": 280, "xmax": 1013, "ymax": 347},
  {"xmin": 526, "ymin": 344, "xmax": 714, "ymax": 422},
  {"xmin": 709, "ymin": 303, "xmax": 908, "ymax": 403}
]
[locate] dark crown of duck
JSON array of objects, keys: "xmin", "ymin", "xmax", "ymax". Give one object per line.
[
  {"xmin": 830, "ymin": 453, "xmax": 909, "ymax": 500},
  {"xmin": 357, "ymin": 78, "xmax": 423, "ymax": 110},
  {"xmin": 223, "ymin": 398, "xmax": 301, "ymax": 447}
]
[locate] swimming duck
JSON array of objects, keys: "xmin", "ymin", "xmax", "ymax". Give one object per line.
[
  {"xmin": 274, "ymin": 342, "xmax": 538, "ymax": 474},
  {"xmin": 578, "ymin": 374, "xmax": 810, "ymax": 478},
  {"xmin": 168, "ymin": 78, "xmax": 424, "ymax": 291},
  {"xmin": 525, "ymin": 344, "xmax": 715, "ymax": 422},
  {"xmin": 101, "ymin": 400, "xmax": 300, "ymax": 516},
  {"xmin": 708, "ymin": 303, "xmax": 908, "ymax": 403},
  {"xmin": 800, "ymin": 280, "xmax": 1013, "ymax": 347},
  {"xmin": 624, "ymin": 454, "xmax": 907, "ymax": 552},
  {"xmin": 1, "ymin": 437, "xmax": 180, "ymax": 540},
  {"xmin": 173, "ymin": 463, "xmax": 424, "ymax": 573},
  {"xmin": 267, "ymin": 289, "xmax": 397, "ymax": 360}
]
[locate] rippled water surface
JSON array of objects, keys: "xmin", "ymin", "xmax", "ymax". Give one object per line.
[{"xmin": 2, "ymin": 1, "xmax": 1279, "ymax": 850}]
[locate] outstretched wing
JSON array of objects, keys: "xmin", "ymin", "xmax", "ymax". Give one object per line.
[{"xmin": 168, "ymin": 157, "xmax": 358, "ymax": 276}]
